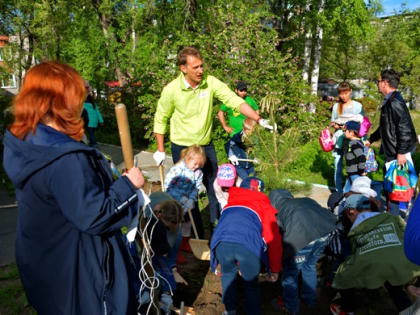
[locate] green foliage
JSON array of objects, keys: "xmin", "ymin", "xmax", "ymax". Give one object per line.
[
  {"xmin": 0, "ymin": 94, "xmax": 15, "ymax": 194},
  {"xmin": 320, "ymin": 0, "xmax": 377, "ymax": 80},
  {"xmin": 286, "ymin": 140, "xmax": 335, "ymax": 186}
]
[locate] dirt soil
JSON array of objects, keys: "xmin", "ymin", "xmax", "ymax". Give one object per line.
[{"xmin": 173, "ymin": 254, "xmax": 399, "ymax": 315}]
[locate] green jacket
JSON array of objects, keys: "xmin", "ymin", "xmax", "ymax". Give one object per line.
[
  {"xmin": 221, "ymin": 95, "xmax": 258, "ymax": 137},
  {"xmin": 333, "ymin": 213, "xmax": 420, "ymax": 289},
  {"xmin": 153, "ymin": 73, "xmax": 244, "ymax": 146},
  {"xmin": 83, "ymin": 102, "xmax": 103, "ymax": 128}
]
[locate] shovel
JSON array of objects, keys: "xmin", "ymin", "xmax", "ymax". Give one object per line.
[
  {"xmin": 186, "ymin": 208, "xmax": 211, "ymax": 261},
  {"xmin": 236, "ymin": 157, "xmax": 260, "ymax": 164}
]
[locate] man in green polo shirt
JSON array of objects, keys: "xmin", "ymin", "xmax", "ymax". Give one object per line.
[
  {"xmin": 153, "ymin": 47, "xmax": 271, "ymax": 231},
  {"xmin": 217, "ymin": 81, "xmax": 259, "ymax": 137}
]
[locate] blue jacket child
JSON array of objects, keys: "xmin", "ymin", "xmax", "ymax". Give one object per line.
[{"xmin": 224, "ymin": 121, "xmax": 256, "ymax": 181}]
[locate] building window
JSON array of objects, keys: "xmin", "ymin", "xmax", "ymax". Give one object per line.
[{"xmin": 1, "ymin": 74, "xmax": 16, "ymax": 88}]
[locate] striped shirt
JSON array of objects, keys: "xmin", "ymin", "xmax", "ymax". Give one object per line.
[{"xmin": 345, "ymin": 139, "xmax": 366, "ymax": 176}]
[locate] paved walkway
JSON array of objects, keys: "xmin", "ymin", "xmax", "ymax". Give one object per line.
[
  {"xmin": 0, "ymin": 188, "xmax": 17, "ymax": 267},
  {"xmin": 97, "ymin": 143, "xmax": 174, "ymax": 183}
]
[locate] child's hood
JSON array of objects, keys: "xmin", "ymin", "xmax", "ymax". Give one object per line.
[
  {"xmin": 226, "ymin": 187, "xmax": 275, "ymax": 214},
  {"xmin": 348, "ymin": 213, "xmax": 403, "ymax": 238},
  {"xmin": 3, "ymin": 124, "xmax": 94, "ymax": 189}
]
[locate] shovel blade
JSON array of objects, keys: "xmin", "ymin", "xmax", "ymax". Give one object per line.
[{"xmin": 189, "ymin": 239, "xmax": 210, "ymax": 261}]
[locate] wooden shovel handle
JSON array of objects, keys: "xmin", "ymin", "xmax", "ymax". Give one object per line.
[
  {"xmin": 187, "ymin": 208, "xmax": 199, "ymax": 239},
  {"xmin": 115, "ymin": 103, "xmax": 134, "ymax": 170},
  {"xmin": 159, "ymin": 164, "xmax": 165, "ymax": 192}
]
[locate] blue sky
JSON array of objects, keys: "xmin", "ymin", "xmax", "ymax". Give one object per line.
[{"xmin": 379, "ymin": 0, "xmax": 420, "ymax": 16}]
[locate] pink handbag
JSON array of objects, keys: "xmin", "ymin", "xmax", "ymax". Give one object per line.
[
  {"xmin": 319, "ymin": 128, "xmax": 334, "ymax": 152},
  {"xmin": 359, "ymin": 116, "xmax": 371, "ymax": 137}
]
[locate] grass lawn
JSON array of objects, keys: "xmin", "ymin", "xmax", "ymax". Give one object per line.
[
  {"xmin": 0, "ymin": 264, "xmax": 35, "ymax": 314},
  {"xmin": 283, "ymin": 109, "xmax": 420, "ymax": 187}
]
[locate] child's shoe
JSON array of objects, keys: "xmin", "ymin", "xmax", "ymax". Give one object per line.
[
  {"xmin": 159, "ymin": 292, "xmax": 173, "ymax": 315},
  {"xmin": 176, "ymin": 252, "xmax": 187, "ymax": 264},
  {"xmin": 180, "ymin": 236, "xmax": 193, "ymax": 253},
  {"xmin": 271, "ymin": 296, "xmax": 284, "ymax": 310},
  {"xmin": 330, "ymin": 302, "xmax": 354, "ymax": 315},
  {"xmin": 271, "ymin": 297, "xmax": 298, "ymax": 314}
]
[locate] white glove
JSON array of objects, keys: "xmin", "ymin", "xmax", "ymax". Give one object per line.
[
  {"xmin": 258, "ymin": 118, "xmax": 274, "ymax": 130},
  {"xmin": 229, "ymin": 155, "xmax": 239, "ymax": 166},
  {"xmin": 153, "ymin": 150, "xmax": 166, "ymax": 166}
]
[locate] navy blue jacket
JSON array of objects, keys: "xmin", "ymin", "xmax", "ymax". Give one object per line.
[
  {"xmin": 405, "ymin": 197, "xmax": 420, "ymax": 266},
  {"xmin": 3, "ymin": 124, "xmax": 139, "ymax": 315}
]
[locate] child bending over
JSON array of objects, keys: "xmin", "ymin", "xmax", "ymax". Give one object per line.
[
  {"xmin": 141, "ymin": 192, "xmax": 184, "ymax": 315},
  {"xmin": 330, "ymin": 194, "xmax": 420, "ymax": 315},
  {"xmin": 213, "ymin": 163, "xmax": 237, "ymax": 210},
  {"xmin": 210, "ymin": 177, "xmax": 283, "ymax": 315}
]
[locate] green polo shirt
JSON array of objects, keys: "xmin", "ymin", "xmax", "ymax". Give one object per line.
[
  {"xmin": 220, "ymin": 95, "xmax": 258, "ymax": 137},
  {"xmin": 154, "ymin": 73, "xmax": 244, "ymax": 146}
]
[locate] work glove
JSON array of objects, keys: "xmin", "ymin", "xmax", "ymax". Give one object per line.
[
  {"xmin": 153, "ymin": 150, "xmax": 166, "ymax": 166},
  {"xmin": 258, "ymin": 118, "xmax": 274, "ymax": 130},
  {"xmin": 229, "ymin": 155, "xmax": 239, "ymax": 166},
  {"xmin": 180, "ymin": 196, "xmax": 195, "ymax": 210}
]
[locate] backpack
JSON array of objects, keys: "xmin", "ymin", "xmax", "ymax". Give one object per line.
[
  {"xmin": 359, "ymin": 116, "xmax": 371, "ymax": 138},
  {"xmin": 364, "ymin": 147, "xmax": 378, "ymax": 173},
  {"xmin": 319, "ymin": 128, "xmax": 334, "ymax": 152}
]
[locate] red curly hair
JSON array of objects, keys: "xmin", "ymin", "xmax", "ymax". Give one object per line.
[{"xmin": 10, "ymin": 61, "xmax": 86, "ymax": 141}]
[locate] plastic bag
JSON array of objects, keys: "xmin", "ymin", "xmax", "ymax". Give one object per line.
[
  {"xmin": 319, "ymin": 128, "xmax": 334, "ymax": 152},
  {"xmin": 384, "ymin": 160, "xmax": 418, "ymax": 202}
]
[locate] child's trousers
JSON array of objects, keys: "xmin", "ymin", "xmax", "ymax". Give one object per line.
[
  {"xmin": 281, "ymin": 237, "xmax": 327, "ymax": 314},
  {"xmin": 215, "ymin": 241, "xmax": 261, "ymax": 315}
]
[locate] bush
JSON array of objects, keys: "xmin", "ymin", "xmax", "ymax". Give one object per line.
[{"xmin": 0, "ymin": 93, "xmax": 15, "ymax": 194}]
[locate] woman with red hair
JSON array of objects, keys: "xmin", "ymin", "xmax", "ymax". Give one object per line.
[{"xmin": 3, "ymin": 61, "xmax": 144, "ymax": 315}]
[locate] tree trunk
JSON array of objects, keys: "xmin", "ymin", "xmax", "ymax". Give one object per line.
[
  {"xmin": 92, "ymin": 0, "xmax": 126, "ymax": 86},
  {"xmin": 310, "ymin": 0, "xmax": 325, "ymax": 97},
  {"xmin": 184, "ymin": 0, "xmax": 197, "ymax": 31},
  {"xmin": 302, "ymin": 31, "xmax": 312, "ymax": 82},
  {"xmin": 302, "ymin": 2, "xmax": 312, "ymax": 83}
]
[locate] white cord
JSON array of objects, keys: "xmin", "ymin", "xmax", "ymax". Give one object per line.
[{"xmin": 137, "ymin": 202, "xmax": 174, "ymax": 315}]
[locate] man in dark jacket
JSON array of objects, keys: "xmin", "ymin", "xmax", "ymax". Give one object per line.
[
  {"xmin": 269, "ymin": 189, "xmax": 337, "ymax": 315},
  {"xmin": 367, "ymin": 69, "xmax": 416, "ymax": 165},
  {"xmin": 367, "ymin": 69, "xmax": 417, "ymax": 216}
]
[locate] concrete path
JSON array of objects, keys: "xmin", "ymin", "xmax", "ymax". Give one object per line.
[
  {"xmin": 97, "ymin": 143, "xmax": 174, "ymax": 183},
  {"xmin": 0, "ymin": 188, "xmax": 17, "ymax": 267},
  {"xmin": 295, "ymin": 185, "xmax": 333, "ymax": 208}
]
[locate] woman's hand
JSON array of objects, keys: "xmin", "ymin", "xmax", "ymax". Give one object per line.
[{"xmin": 123, "ymin": 167, "xmax": 145, "ymax": 189}]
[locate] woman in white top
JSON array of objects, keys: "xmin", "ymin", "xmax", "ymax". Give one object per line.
[{"xmin": 330, "ymin": 82, "xmax": 364, "ymax": 193}]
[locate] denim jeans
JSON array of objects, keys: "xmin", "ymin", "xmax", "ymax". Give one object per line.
[
  {"xmin": 343, "ymin": 174, "xmax": 360, "ymax": 193},
  {"xmin": 215, "ymin": 242, "xmax": 261, "ymax": 315},
  {"xmin": 281, "ymin": 237, "xmax": 327, "ymax": 314},
  {"xmin": 152, "ymin": 229, "xmax": 182, "ymax": 292},
  {"xmin": 333, "ymin": 152, "xmax": 343, "ymax": 193},
  {"xmin": 171, "ymin": 142, "xmax": 220, "ymax": 225},
  {"xmin": 86, "ymin": 127, "xmax": 97, "ymax": 146},
  {"xmin": 236, "ymin": 165, "xmax": 255, "ymax": 181}
]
